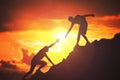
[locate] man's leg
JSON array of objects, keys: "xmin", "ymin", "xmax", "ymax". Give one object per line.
[
  {"xmin": 77, "ymin": 29, "xmax": 81, "ymax": 45},
  {"xmin": 37, "ymin": 61, "xmax": 47, "ymax": 71},
  {"xmin": 22, "ymin": 64, "xmax": 36, "ymax": 80},
  {"xmin": 82, "ymin": 34, "xmax": 90, "ymax": 44}
]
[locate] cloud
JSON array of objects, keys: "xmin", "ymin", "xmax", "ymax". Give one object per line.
[
  {"xmin": 54, "ymin": 0, "xmax": 120, "ymax": 16},
  {"xmin": 17, "ymin": 39, "xmax": 46, "ymax": 48},
  {"xmin": 96, "ymin": 14, "xmax": 120, "ymax": 21},
  {"xmin": 0, "ymin": 60, "xmax": 18, "ymax": 69},
  {"xmin": 21, "ymin": 48, "xmax": 34, "ymax": 65},
  {"xmin": 94, "ymin": 14, "xmax": 120, "ymax": 28},
  {"xmin": 0, "ymin": 0, "xmax": 120, "ymax": 32},
  {"xmin": 0, "ymin": 60, "xmax": 25, "ymax": 80},
  {"xmin": 0, "ymin": 0, "xmax": 47, "ymax": 32}
]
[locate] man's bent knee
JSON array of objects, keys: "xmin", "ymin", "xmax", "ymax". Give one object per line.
[{"xmin": 41, "ymin": 61, "xmax": 47, "ymax": 67}]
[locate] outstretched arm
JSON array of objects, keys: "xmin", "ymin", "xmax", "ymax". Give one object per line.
[
  {"xmin": 83, "ymin": 14, "xmax": 95, "ymax": 17},
  {"xmin": 65, "ymin": 23, "xmax": 74, "ymax": 38},
  {"xmin": 45, "ymin": 54, "xmax": 55, "ymax": 65},
  {"xmin": 48, "ymin": 39, "xmax": 59, "ymax": 48}
]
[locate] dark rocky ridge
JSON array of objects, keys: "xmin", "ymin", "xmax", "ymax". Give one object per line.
[{"xmin": 29, "ymin": 32, "xmax": 120, "ymax": 80}]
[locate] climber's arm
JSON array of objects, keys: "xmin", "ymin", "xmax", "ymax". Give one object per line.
[
  {"xmin": 65, "ymin": 23, "xmax": 74, "ymax": 38},
  {"xmin": 48, "ymin": 39, "xmax": 59, "ymax": 48},
  {"xmin": 45, "ymin": 54, "xmax": 55, "ymax": 66},
  {"xmin": 83, "ymin": 14, "xmax": 95, "ymax": 17}
]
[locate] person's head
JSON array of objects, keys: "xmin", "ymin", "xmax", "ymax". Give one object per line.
[{"xmin": 68, "ymin": 16, "xmax": 74, "ymax": 22}]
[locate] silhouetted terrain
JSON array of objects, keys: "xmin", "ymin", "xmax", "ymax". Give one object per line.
[
  {"xmin": 0, "ymin": 60, "xmax": 24, "ymax": 80},
  {"xmin": 0, "ymin": 67, "xmax": 24, "ymax": 80},
  {"xmin": 29, "ymin": 32, "xmax": 120, "ymax": 80}
]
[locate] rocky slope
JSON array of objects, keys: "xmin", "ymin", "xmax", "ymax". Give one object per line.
[{"xmin": 30, "ymin": 33, "xmax": 120, "ymax": 80}]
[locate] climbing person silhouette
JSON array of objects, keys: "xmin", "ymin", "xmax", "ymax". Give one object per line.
[
  {"xmin": 65, "ymin": 14, "xmax": 95, "ymax": 46},
  {"xmin": 22, "ymin": 39, "xmax": 59, "ymax": 80}
]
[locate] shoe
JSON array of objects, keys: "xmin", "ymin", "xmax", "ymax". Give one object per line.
[{"xmin": 85, "ymin": 42, "xmax": 90, "ymax": 46}]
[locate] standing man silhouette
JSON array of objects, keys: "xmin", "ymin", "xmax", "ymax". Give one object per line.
[
  {"xmin": 22, "ymin": 39, "xmax": 59, "ymax": 80},
  {"xmin": 65, "ymin": 14, "xmax": 95, "ymax": 46}
]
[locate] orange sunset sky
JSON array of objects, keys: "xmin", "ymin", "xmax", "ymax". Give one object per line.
[{"xmin": 0, "ymin": 0, "xmax": 120, "ymax": 72}]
